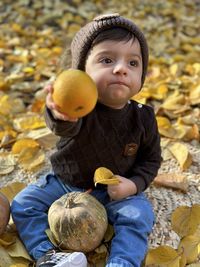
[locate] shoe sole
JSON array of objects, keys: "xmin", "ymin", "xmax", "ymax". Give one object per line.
[{"xmin": 55, "ymin": 252, "xmax": 87, "ymax": 267}]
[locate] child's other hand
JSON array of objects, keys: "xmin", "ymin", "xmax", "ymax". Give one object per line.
[
  {"xmin": 107, "ymin": 176, "xmax": 137, "ymax": 201},
  {"xmin": 45, "ymin": 84, "xmax": 78, "ymax": 122}
]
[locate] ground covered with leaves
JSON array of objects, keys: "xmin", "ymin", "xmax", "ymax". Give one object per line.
[{"xmin": 0, "ymin": 0, "xmax": 200, "ymax": 266}]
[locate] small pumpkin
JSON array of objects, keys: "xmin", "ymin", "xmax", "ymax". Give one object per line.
[
  {"xmin": 48, "ymin": 192, "xmax": 108, "ymax": 252},
  {"xmin": 0, "ymin": 192, "xmax": 10, "ymax": 235}
]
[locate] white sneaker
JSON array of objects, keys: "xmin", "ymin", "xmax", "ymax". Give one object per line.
[
  {"xmin": 36, "ymin": 250, "xmax": 87, "ymax": 267},
  {"xmin": 56, "ymin": 252, "xmax": 87, "ymax": 267}
]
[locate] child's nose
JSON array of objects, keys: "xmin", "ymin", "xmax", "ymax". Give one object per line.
[{"xmin": 113, "ymin": 62, "xmax": 127, "ymax": 75}]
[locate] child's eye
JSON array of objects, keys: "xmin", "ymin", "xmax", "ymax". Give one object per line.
[
  {"xmin": 130, "ymin": 60, "xmax": 139, "ymax": 67},
  {"xmin": 100, "ymin": 58, "xmax": 112, "ymax": 64}
]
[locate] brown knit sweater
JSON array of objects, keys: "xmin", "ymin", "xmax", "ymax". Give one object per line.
[{"xmin": 44, "ymin": 100, "xmax": 161, "ymax": 193}]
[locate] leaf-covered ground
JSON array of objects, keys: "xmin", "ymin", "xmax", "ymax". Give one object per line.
[{"xmin": 0, "ymin": 0, "xmax": 200, "ymax": 266}]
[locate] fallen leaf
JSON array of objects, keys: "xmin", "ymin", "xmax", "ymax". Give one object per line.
[
  {"xmin": 0, "ymin": 232, "xmax": 16, "ymax": 247},
  {"xmin": 0, "ymin": 182, "xmax": 26, "ymax": 203},
  {"xmin": 178, "ymin": 228, "xmax": 200, "ymax": 264},
  {"xmin": 156, "ymin": 116, "xmax": 177, "ymax": 138},
  {"xmin": 145, "ymin": 245, "xmax": 183, "ymax": 266},
  {"xmin": 11, "ymin": 138, "xmax": 40, "ymax": 154},
  {"xmin": 168, "ymin": 142, "xmax": 192, "ymax": 170},
  {"xmin": 18, "ymin": 146, "xmax": 45, "ymax": 171},
  {"xmin": 171, "ymin": 204, "xmax": 200, "ymax": 238},
  {"xmin": 7, "ymin": 236, "xmax": 33, "ymax": 262},
  {"xmin": 153, "ymin": 173, "xmax": 188, "ymax": 192},
  {"xmin": 189, "ymin": 84, "xmax": 200, "ymax": 105},
  {"xmin": 161, "ymin": 90, "xmax": 187, "ymax": 111},
  {"xmin": 13, "ymin": 113, "xmax": 46, "ymax": 132},
  {"xmin": 0, "ymin": 243, "xmax": 30, "ymax": 266},
  {"xmin": 17, "ymin": 128, "xmax": 58, "ymax": 149},
  {"xmin": 0, "ymin": 152, "xmax": 16, "ymax": 175}
]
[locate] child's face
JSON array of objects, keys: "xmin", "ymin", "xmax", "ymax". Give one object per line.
[{"xmin": 85, "ymin": 38, "xmax": 143, "ymax": 109}]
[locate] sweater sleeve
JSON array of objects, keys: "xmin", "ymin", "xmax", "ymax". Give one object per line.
[
  {"xmin": 44, "ymin": 106, "xmax": 82, "ymax": 137},
  {"xmin": 130, "ymin": 107, "xmax": 162, "ymax": 193}
]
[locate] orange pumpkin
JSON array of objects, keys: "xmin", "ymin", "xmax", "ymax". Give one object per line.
[
  {"xmin": 48, "ymin": 192, "xmax": 108, "ymax": 252},
  {"xmin": 0, "ymin": 192, "xmax": 10, "ymax": 235}
]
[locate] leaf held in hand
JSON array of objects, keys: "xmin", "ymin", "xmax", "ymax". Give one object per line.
[{"xmin": 94, "ymin": 167, "xmax": 120, "ymax": 186}]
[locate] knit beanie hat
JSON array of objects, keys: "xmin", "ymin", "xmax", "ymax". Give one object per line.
[{"xmin": 70, "ymin": 13, "xmax": 149, "ymax": 87}]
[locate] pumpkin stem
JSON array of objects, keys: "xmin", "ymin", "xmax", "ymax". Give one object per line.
[{"xmin": 65, "ymin": 197, "xmax": 74, "ymax": 208}]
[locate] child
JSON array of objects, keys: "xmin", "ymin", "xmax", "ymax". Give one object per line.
[{"xmin": 11, "ymin": 13, "xmax": 161, "ymax": 267}]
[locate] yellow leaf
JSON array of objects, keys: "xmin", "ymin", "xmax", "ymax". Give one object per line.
[
  {"xmin": 153, "ymin": 173, "xmax": 188, "ymax": 192},
  {"xmin": 13, "ymin": 113, "xmax": 46, "ymax": 131},
  {"xmin": 178, "ymin": 232, "xmax": 200, "ymax": 264},
  {"xmin": 171, "ymin": 124, "xmax": 187, "ymax": 140},
  {"xmin": 17, "ymin": 128, "xmax": 58, "ymax": 149},
  {"xmin": 146, "ymin": 84, "xmax": 168, "ymax": 100},
  {"xmin": 0, "ymin": 130, "xmax": 17, "ymax": 147},
  {"xmin": 7, "ymin": 235, "xmax": 33, "ymax": 262},
  {"xmin": 189, "ymin": 84, "xmax": 200, "ymax": 105},
  {"xmin": 171, "ymin": 204, "xmax": 200, "ymax": 238},
  {"xmin": 0, "ymin": 152, "xmax": 16, "ymax": 175},
  {"xmin": 145, "ymin": 245, "xmax": 182, "ymax": 266},
  {"xmin": 67, "ymin": 23, "xmax": 81, "ymax": 35},
  {"xmin": 156, "ymin": 116, "xmax": 176, "ymax": 138},
  {"xmin": 0, "ymin": 94, "xmax": 12, "ymax": 115},
  {"xmin": 161, "ymin": 147, "xmax": 173, "ymax": 161},
  {"xmin": 156, "ymin": 116, "xmax": 189, "ymax": 140},
  {"xmin": 161, "ymin": 90, "xmax": 186, "ymax": 111},
  {"xmin": 94, "ymin": 167, "xmax": 120, "ymax": 186},
  {"xmin": 148, "ymin": 66, "xmax": 161, "ymax": 79},
  {"xmin": 168, "ymin": 142, "xmax": 192, "ymax": 170},
  {"xmin": 178, "ymin": 114, "xmax": 197, "ymax": 125},
  {"xmin": 0, "ymin": 232, "xmax": 16, "ymax": 247},
  {"xmin": 9, "ymin": 264, "xmax": 30, "ymax": 267},
  {"xmin": 0, "ymin": 244, "xmax": 30, "ymax": 266},
  {"xmin": 0, "ymin": 182, "xmax": 26, "ymax": 203},
  {"xmin": 0, "ymin": 94, "xmax": 25, "ymax": 115},
  {"xmin": 175, "ymin": 121, "xmax": 200, "ymax": 141},
  {"xmin": 18, "ymin": 146, "xmax": 45, "ymax": 171},
  {"xmin": 131, "ymin": 93, "xmax": 147, "ymax": 104},
  {"xmin": 29, "ymin": 99, "xmax": 45, "ymax": 113},
  {"xmin": 0, "ymin": 245, "xmax": 13, "ymax": 267},
  {"xmin": 22, "ymin": 67, "xmax": 35, "ymax": 73},
  {"xmin": 12, "ymin": 138, "xmax": 40, "ymax": 154},
  {"xmin": 0, "ymin": 77, "xmax": 9, "ymax": 91},
  {"xmin": 170, "ymin": 63, "xmax": 179, "ymax": 76},
  {"xmin": 155, "ymin": 84, "xmax": 168, "ymax": 100}
]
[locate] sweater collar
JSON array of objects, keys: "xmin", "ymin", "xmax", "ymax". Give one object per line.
[{"xmin": 96, "ymin": 101, "xmax": 130, "ymax": 119}]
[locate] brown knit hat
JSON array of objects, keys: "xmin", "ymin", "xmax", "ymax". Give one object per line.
[{"xmin": 71, "ymin": 13, "xmax": 149, "ymax": 87}]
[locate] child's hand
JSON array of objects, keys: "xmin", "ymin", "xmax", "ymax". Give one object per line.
[
  {"xmin": 45, "ymin": 84, "xmax": 78, "ymax": 122},
  {"xmin": 107, "ymin": 176, "xmax": 137, "ymax": 201}
]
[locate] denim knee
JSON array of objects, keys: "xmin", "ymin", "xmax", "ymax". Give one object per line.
[{"xmin": 106, "ymin": 194, "xmax": 154, "ymax": 231}]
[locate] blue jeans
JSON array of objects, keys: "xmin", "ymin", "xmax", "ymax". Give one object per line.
[{"xmin": 11, "ymin": 174, "xmax": 154, "ymax": 267}]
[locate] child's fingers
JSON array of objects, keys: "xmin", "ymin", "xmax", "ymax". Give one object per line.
[
  {"xmin": 61, "ymin": 113, "xmax": 78, "ymax": 122},
  {"xmin": 46, "ymin": 92, "xmax": 55, "ymax": 109},
  {"xmin": 44, "ymin": 83, "xmax": 53, "ymax": 93},
  {"xmin": 44, "ymin": 81, "xmax": 78, "ymax": 122},
  {"xmin": 52, "ymin": 109, "xmax": 78, "ymax": 122}
]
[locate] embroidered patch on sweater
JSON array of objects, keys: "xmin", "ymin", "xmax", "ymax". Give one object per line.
[{"xmin": 124, "ymin": 143, "xmax": 138, "ymax": 156}]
